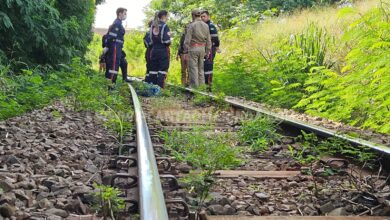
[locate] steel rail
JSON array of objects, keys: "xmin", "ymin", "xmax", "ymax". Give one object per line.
[
  {"xmin": 129, "ymin": 84, "xmax": 169, "ymax": 220},
  {"xmin": 168, "ymin": 84, "xmax": 390, "ymax": 155}
]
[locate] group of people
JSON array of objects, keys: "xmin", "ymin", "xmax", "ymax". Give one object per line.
[
  {"xmin": 100, "ymin": 8, "xmax": 220, "ymax": 90},
  {"xmin": 177, "ymin": 9, "xmax": 220, "ymax": 89}
]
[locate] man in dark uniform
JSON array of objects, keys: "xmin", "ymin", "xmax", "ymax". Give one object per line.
[
  {"xmin": 144, "ymin": 10, "xmax": 171, "ymax": 88},
  {"xmin": 201, "ymin": 10, "xmax": 220, "ymax": 89},
  {"xmin": 143, "ymin": 21, "xmax": 153, "ymax": 83},
  {"xmin": 105, "ymin": 7, "xmax": 127, "ymax": 84}
]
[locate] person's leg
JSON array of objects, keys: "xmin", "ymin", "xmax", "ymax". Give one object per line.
[
  {"xmin": 105, "ymin": 43, "xmax": 122, "ymax": 84},
  {"xmin": 189, "ymin": 50, "xmax": 200, "ymax": 88},
  {"xmin": 144, "ymin": 48, "xmax": 151, "ymax": 83},
  {"xmin": 180, "ymin": 55, "xmax": 187, "ymax": 86},
  {"xmin": 184, "ymin": 58, "xmax": 189, "ymax": 86},
  {"xmin": 120, "ymin": 56, "xmax": 128, "ymax": 81},
  {"xmin": 204, "ymin": 54, "xmax": 212, "ymax": 85},
  {"xmin": 157, "ymin": 48, "xmax": 170, "ymax": 88},
  {"xmin": 148, "ymin": 48, "xmax": 158, "ymax": 85},
  {"xmin": 208, "ymin": 50, "xmax": 216, "ymax": 89},
  {"xmin": 198, "ymin": 49, "xmax": 206, "ymax": 87}
]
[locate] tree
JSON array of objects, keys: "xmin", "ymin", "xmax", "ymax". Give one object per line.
[{"xmin": 0, "ymin": 0, "xmax": 102, "ymax": 67}]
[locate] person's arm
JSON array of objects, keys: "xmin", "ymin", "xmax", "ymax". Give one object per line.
[
  {"xmin": 178, "ymin": 34, "xmax": 185, "ymax": 54},
  {"xmin": 183, "ymin": 24, "xmax": 193, "ymax": 54},
  {"xmin": 205, "ymin": 28, "xmax": 212, "ymax": 57},
  {"xmin": 108, "ymin": 20, "xmax": 122, "ymax": 39},
  {"xmin": 143, "ymin": 31, "xmax": 152, "ymax": 48},
  {"xmin": 210, "ymin": 23, "xmax": 220, "ymax": 48},
  {"xmin": 162, "ymin": 24, "xmax": 171, "ymax": 46}
]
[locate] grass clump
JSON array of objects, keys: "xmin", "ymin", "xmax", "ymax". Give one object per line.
[
  {"xmin": 161, "ymin": 126, "xmax": 242, "ymax": 204},
  {"xmin": 239, "ymin": 116, "xmax": 280, "ymax": 152}
]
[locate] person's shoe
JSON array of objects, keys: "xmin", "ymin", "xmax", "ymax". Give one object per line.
[{"xmin": 123, "ymin": 77, "xmax": 132, "ymax": 82}]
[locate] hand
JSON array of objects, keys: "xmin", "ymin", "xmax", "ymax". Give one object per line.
[
  {"xmin": 204, "ymin": 54, "xmax": 209, "ymax": 60},
  {"xmin": 216, "ymin": 47, "xmax": 221, "ymax": 53},
  {"xmin": 183, "ymin": 54, "xmax": 189, "ymax": 61},
  {"xmin": 103, "ymin": 47, "xmax": 109, "ymax": 54}
]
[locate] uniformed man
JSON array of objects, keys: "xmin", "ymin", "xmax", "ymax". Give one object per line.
[
  {"xmin": 177, "ymin": 24, "xmax": 190, "ymax": 86},
  {"xmin": 201, "ymin": 10, "xmax": 220, "ymax": 88},
  {"xmin": 183, "ymin": 9, "xmax": 211, "ymax": 88},
  {"xmin": 143, "ymin": 22, "xmax": 152, "ymax": 83},
  {"xmin": 144, "ymin": 10, "xmax": 171, "ymax": 88},
  {"xmin": 101, "ymin": 25, "xmax": 129, "ymax": 82},
  {"xmin": 105, "ymin": 8, "xmax": 127, "ymax": 84}
]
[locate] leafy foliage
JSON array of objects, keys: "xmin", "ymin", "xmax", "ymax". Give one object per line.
[
  {"xmin": 161, "ymin": 126, "xmax": 242, "ymax": 170},
  {"xmin": 0, "ymin": 58, "xmax": 133, "ymax": 128},
  {"xmin": 149, "ymin": 0, "xmax": 342, "ymax": 30},
  {"xmin": 289, "ymin": 131, "xmax": 377, "ymax": 166},
  {"xmin": 0, "ymin": 0, "xmax": 100, "ymax": 66},
  {"xmin": 239, "ymin": 116, "xmax": 280, "ymax": 152},
  {"xmin": 92, "ymin": 184, "xmax": 125, "ymax": 218},
  {"xmin": 295, "ymin": 5, "xmax": 390, "ymax": 133},
  {"xmin": 212, "ymin": 2, "xmax": 389, "ymax": 134}
]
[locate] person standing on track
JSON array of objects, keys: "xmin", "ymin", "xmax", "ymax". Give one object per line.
[
  {"xmin": 201, "ymin": 10, "xmax": 220, "ymax": 90},
  {"xmin": 100, "ymin": 25, "xmax": 129, "ymax": 83},
  {"xmin": 183, "ymin": 9, "xmax": 211, "ymax": 88},
  {"xmin": 105, "ymin": 7, "xmax": 128, "ymax": 84},
  {"xmin": 145, "ymin": 10, "xmax": 171, "ymax": 88},
  {"xmin": 177, "ymin": 24, "xmax": 190, "ymax": 86},
  {"xmin": 143, "ymin": 21, "xmax": 153, "ymax": 83}
]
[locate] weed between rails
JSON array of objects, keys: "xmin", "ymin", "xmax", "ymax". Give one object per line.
[
  {"xmin": 92, "ymin": 184, "xmax": 126, "ymax": 219},
  {"xmin": 161, "ymin": 126, "xmax": 242, "ymax": 205},
  {"xmin": 239, "ymin": 116, "xmax": 280, "ymax": 152}
]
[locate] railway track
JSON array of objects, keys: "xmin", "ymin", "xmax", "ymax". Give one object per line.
[{"xmin": 119, "ymin": 81, "xmax": 389, "ymax": 220}]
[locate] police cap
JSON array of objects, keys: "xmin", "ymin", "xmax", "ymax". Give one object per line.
[{"xmin": 192, "ymin": 9, "xmax": 202, "ymax": 16}]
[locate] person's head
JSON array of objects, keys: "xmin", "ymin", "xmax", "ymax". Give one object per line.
[
  {"xmin": 116, "ymin": 7, "xmax": 127, "ymax": 20},
  {"xmin": 158, "ymin": 10, "xmax": 169, "ymax": 22},
  {"xmin": 192, "ymin": 9, "xmax": 201, "ymax": 20},
  {"xmin": 201, "ymin": 10, "xmax": 210, "ymax": 22}
]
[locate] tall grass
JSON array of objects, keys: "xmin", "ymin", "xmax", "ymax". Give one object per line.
[{"xmin": 219, "ymin": 0, "xmax": 381, "ymax": 66}]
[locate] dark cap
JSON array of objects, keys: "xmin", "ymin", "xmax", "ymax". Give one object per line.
[{"xmin": 192, "ymin": 9, "xmax": 202, "ymax": 16}]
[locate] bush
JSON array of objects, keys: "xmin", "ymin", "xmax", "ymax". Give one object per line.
[
  {"xmin": 1, "ymin": 58, "xmax": 110, "ymax": 119},
  {"xmin": 0, "ymin": 0, "xmax": 100, "ymax": 66}
]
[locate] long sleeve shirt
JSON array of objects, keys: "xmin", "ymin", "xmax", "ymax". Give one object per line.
[
  {"xmin": 183, "ymin": 18, "xmax": 211, "ymax": 55},
  {"xmin": 207, "ymin": 20, "xmax": 220, "ymax": 48}
]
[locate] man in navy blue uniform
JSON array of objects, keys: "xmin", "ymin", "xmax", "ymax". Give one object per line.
[
  {"xmin": 201, "ymin": 10, "xmax": 220, "ymax": 89},
  {"xmin": 99, "ymin": 48, "xmax": 128, "ymax": 82},
  {"xmin": 144, "ymin": 10, "xmax": 171, "ymax": 88},
  {"xmin": 143, "ymin": 21, "xmax": 153, "ymax": 83},
  {"xmin": 105, "ymin": 7, "xmax": 128, "ymax": 84}
]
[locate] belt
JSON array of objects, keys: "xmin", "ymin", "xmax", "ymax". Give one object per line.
[{"xmin": 191, "ymin": 43, "xmax": 206, "ymax": 47}]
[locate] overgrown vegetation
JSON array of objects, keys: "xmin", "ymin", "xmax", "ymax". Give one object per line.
[
  {"xmin": 239, "ymin": 115, "xmax": 280, "ymax": 152},
  {"xmin": 0, "ymin": 0, "xmax": 99, "ymax": 66},
  {"xmin": 161, "ymin": 126, "xmax": 242, "ymax": 203},
  {"xmin": 0, "ymin": 58, "xmax": 133, "ymax": 142},
  {"xmin": 212, "ymin": 1, "xmax": 390, "ymax": 134},
  {"xmin": 92, "ymin": 184, "xmax": 126, "ymax": 219},
  {"xmin": 288, "ymin": 131, "xmax": 378, "ymax": 166},
  {"xmin": 149, "ymin": 0, "xmax": 342, "ymax": 30}
]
